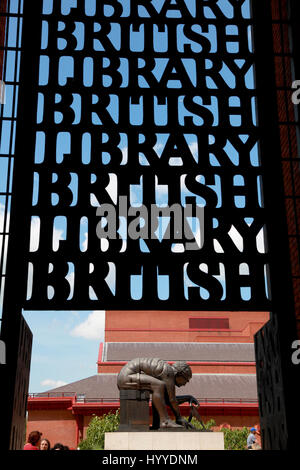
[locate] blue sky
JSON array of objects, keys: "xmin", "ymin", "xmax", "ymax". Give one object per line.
[
  {"xmin": 0, "ymin": 0, "xmax": 268, "ymax": 394},
  {"xmin": 23, "ymin": 309, "xmax": 105, "ymax": 392}
]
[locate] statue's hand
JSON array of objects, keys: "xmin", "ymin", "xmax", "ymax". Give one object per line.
[
  {"xmin": 176, "ymin": 417, "xmax": 195, "ymax": 429},
  {"xmin": 189, "ymin": 397, "xmax": 199, "ymax": 407},
  {"xmin": 175, "ymin": 416, "xmax": 186, "ymax": 426}
]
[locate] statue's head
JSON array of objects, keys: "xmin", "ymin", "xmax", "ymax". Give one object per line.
[{"xmin": 172, "ymin": 361, "xmax": 192, "ymax": 386}]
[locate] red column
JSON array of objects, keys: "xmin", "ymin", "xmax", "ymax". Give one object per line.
[{"xmin": 75, "ymin": 414, "xmax": 84, "ymax": 448}]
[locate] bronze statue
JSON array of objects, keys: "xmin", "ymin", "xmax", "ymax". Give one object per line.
[{"xmin": 117, "ymin": 357, "xmax": 199, "ymax": 429}]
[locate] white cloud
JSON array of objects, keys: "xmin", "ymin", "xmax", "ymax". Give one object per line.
[
  {"xmin": 228, "ymin": 225, "xmax": 243, "ymax": 252},
  {"xmin": 0, "ymin": 203, "xmax": 9, "ymax": 232},
  {"xmin": 215, "ymin": 223, "xmax": 266, "ymax": 254},
  {"xmin": 106, "ymin": 173, "xmax": 118, "ymax": 204},
  {"xmin": 29, "ymin": 216, "xmax": 40, "ymax": 251},
  {"xmin": 70, "ymin": 310, "xmax": 105, "ymax": 340},
  {"xmin": 256, "ymin": 227, "xmax": 266, "ymax": 253},
  {"xmin": 121, "ymin": 146, "xmax": 128, "ymax": 164},
  {"xmin": 91, "ymin": 193, "xmax": 100, "ymax": 206},
  {"xmin": 105, "ymin": 262, "xmax": 116, "ymax": 294},
  {"xmin": 189, "ymin": 141, "xmax": 198, "ymax": 161},
  {"xmin": 66, "ymin": 270, "xmax": 75, "ymax": 299},
  {"xmin": 52, "ymin": 227, "xmax": 65, "ymax": 251},
  {"xmin": 29, "ymin": 216, "xmax": 64, "ymax": 252},
  {"xmin": 154, "ymin": 141, "xmax": 164, "ymax": 155},
  {"xmin": 40, "ymin": 379, "xmax": 67, "ymax": 389},
  {"xmin": 81, "ymin": 231, "xmax": 88, "ymax": 251}
]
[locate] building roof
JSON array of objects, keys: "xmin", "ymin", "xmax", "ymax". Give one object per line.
[
  {"xmin": 42, "ymin": 373, "xmax": 257, "ymax": 402},
  {"xmin": 101, "ymin": 342, "xmax": 255, "ymax": 363}
]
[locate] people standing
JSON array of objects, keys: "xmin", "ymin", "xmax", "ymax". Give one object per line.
[
  {"xmin": 23, "ymin": 431, "xmax": 42, "ymax": 450},
  {"xmin": 247, "ymin": 427, "xmax": 257, "ymax": 450},
  {"xmin": 51, "ymin": 442, "xmax": 65, "ymax": 450},
  {"xmin": 40, "ymin": 438, "xmax": 51, "ymax": 450}
]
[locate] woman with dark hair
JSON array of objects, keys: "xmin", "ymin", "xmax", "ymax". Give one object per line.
[
  {"xmin": 40, "ymin": 438, "xmax": 51, "ymax": 450},
  {"xmin": 23, "ymin": 431, "xmax": 42, "ymax": 450},
  {"xmin": 51, "ymin": 442, "xmax": 65, "ymax": 450}
]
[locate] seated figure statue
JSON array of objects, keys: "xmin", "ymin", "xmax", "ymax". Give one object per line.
[{"xmin": 117, "ymin": 357, "xmax": 198, "ymax": 429}]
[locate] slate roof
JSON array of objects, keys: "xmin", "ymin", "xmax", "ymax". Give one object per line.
[
  {"xmin": 102, "ymin": 342, "xmax": 256, "ymax": 363},
  {"xmin": 42, "ymin": 373, "xmax": 258, "ymax": 401}
]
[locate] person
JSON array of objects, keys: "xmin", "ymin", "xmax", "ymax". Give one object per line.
[
  {"xmin": 117, "ymin": 357, "xmax": 193, "ymax": 429},
  {"xmin": 247, "ymin": 427, "xmax": 257, "ymax": 449},
  {"xmin": 51, "ymin": 442, "xmax": 65, "ymax": 450},
  {"xmin": 40, "ymin": 438, "xmax": 51, "ymax": 451},
  {"xmin": 23, "ymin": 431, "xmax": 42, "ymax": 450}
]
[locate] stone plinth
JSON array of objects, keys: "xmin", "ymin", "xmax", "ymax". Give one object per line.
[
  {"xmin": 104, "ymin": 432, "xmax": 224, "ymax": 450},
  {"xmin": 118, "ymin": 389, "xmax": 150, "ymax": 431}
]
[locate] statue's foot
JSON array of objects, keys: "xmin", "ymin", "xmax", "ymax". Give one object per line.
[{"xmin": 160, "ymin": 419, "xmax": 183, "ymax": 429}]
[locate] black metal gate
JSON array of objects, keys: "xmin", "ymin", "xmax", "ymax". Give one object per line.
[{"xmin": 1, "ymin": 0, "xmax": 300, "ymax": 450}]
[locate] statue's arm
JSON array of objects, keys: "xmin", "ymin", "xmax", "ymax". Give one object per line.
[
  {"xmin": 164, "ymin": 388, "xmax": 198, "ymax": 429},
  {"xmin": 176, "ymin": 395, "xmax": 199, "ymax": 406},
  {"xmin": 164, "ymin": 378, "xmax": 181, "ymax": 419}
]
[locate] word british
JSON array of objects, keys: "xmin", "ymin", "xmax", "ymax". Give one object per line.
[{"xmin": 23, "ymin": 0, "xmax": 270, "ymax": 310}]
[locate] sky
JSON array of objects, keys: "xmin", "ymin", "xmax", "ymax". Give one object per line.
[
  {"xmin": 23, "ymin": 309, "xmax": 105, "ymax": 393},
  {"xmin": 0, "ymin": 0, "xmax": 266, "ymax": 394}
]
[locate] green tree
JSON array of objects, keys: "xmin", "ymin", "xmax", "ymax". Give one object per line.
[
  {"xmin": 78, "ymin": 410, "xmax": 120, "ymax": 450},
  {"xmin": 189, "ymin": 417, "xmax": 216, "ymax": 431},
  {"xmin": 78, "ymin": 412, "xmax": 250, "ymax": 451},
  {"xmin": 220, "ymin": 426, "xmax": 249, "ymax": 450},
  {"xmin": 188, "ymin": 419, "xmax": 250, "ymax": 450}
]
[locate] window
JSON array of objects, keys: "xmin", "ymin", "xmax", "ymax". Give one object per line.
[{"xmin": 189, "ymin": 317, "xmax": 229, "ymax": 330}]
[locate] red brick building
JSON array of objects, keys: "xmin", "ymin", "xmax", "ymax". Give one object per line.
[
  {"xmin": 104, "ymin": 310, "xmax": 270, "ymax": 344},
  {"xmin": 26, "ymin": 310, "xmax": 268, "ymax": 449}
]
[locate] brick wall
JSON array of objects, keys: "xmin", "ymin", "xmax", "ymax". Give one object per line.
[
  {"xmin": 27, "ymin": 409, "xmax": 77, "ymax": 449},
  {"xmin": 105, "ymin": 310, "xmax": 269, "ymax": 343}
]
